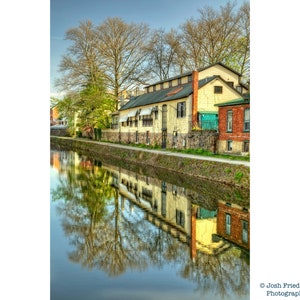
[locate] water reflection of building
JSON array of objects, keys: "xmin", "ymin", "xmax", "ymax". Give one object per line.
[
  {"xmin": 217, "ymin": 200, "xmax": 250, "ymax": 250},
  {"xmin": 104, "ymin": 162, "xmax": 250, "ymax": 258},
  {"xmin": 190, "ymin": 205, "xmax": 230, "ymax": 257},
  {"xmin": 50, "ymin": 150, "xmax": 81, "ymax": 175},
  {"xmin": 50, "ymin": 151, "xmax": 250, "ymax": 257}
]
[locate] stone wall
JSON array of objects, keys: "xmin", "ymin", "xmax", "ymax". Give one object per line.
[
  {"xmin": 50, "ymin": 127, "xmax": 70, "ymax": 137},
  {"xmin": 186, "ymin": 130, "xmax": 218, "ymax": 152},
  {"xmin": 50, "ymin": 136, "xmax": 250, "ymax": 189},
  {"xmin": 101, "ymin": 128, "xmax": 218, "ymax": 151}
]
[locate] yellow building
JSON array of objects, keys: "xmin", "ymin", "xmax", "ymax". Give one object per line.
[{"xmin": 106, "ymin": 63, "xmax": 248, "ymax": 149}]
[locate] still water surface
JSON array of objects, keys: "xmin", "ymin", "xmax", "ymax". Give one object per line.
[{"xmin": 50, "ymin": 149, "xmax": 250, "ymax": 300}]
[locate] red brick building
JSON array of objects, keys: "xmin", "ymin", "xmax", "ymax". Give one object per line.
[{"xmin": 215, "ymin": 95, "xmax": 250, "ymax": 155}]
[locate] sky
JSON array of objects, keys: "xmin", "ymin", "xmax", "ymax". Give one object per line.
[{"xmin": 50, "ymin": 0, "xmax": 248, "ymax": 97}]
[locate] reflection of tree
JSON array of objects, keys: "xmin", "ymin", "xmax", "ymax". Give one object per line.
[
  {"xmin": 51, "ymin": 150, "xmax": 249, "ymax": 297},
  {"xmin": 179, "ymin": 247, "xmax": 249, "ymax": 298},
  {"xmin": 52, "ymin": 160, "xmax": 115, "ymax": 268}
]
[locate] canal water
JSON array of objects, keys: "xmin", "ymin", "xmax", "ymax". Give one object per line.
[{"xmin": 50, "ymin": 148, "xmax": 250, "ymax": 300}]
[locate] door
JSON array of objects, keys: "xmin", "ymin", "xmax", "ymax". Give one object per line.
[
  {"xmin": 162, "ymin": 129, "xmax": 167, "ymax": 149},
  {"xmin": 161, "ymin": 104, "xmax": 168, "ymax": 149}
]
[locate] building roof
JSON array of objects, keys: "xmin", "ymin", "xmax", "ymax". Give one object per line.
[
  {"xmin": 144, "ymin": 62, "xmax": 242, "ymax": 88},
  {"xmin": 214, "ymin": 95, "xmax": 250, "ymax": 107},
  {"xmin": 120, "ymin": 76, "xmax": 218, "ymax": 111}
]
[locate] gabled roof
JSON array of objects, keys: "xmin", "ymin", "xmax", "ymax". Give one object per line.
[
  {"xmin": 199, "ymin": 62, "xmax": 242, "ymax": 76},
  {"xmin": 144, "ymin": 62, "xmax": 242, "ymax": 88},
  {"xmin": 119, "ymin": 76, "xmax": 218, "ymax": 111}
]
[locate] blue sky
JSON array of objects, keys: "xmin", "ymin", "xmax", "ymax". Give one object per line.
[{"xmin": 50, "ymin": 0, "xmax": 248, "ymax": 96}]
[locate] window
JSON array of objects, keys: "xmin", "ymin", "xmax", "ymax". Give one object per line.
[
  {"xmin": 243, "ymin": 141, "xmax": 250, "ymax": 152},
  {"xmin": 214, "ymin": 86, "xmax": 223, "ymax": 94},
  {"xmin": 161, "ymin": 192, "xmax": 167, "ymax": 217},
  {"xmin": 244, "ymin": 108, "xmax": 250, "ymax": 131},
  {"xmin": 242, "ymin": 220, "xmax": 249, "ymax": 243},
  {"xmin": 172, "ymin": 131, "xmax": 178, "ymax": 147},
  {"xmin": 236, "ymin": 86, "xmax": 242, "ymax": 93},
  {"xmin": 172, "ymin": 185, "xmax": 177, "ymax": 195},
  {"xmin": 152, "ymin": 106, "xmax": 159, "ymax": 120},
  {"xmin": 227, "ymin": 110, "xmax": 233, "ymax": 132},
  {"xmin": 161, "ymin": 181, "xmax": 167, "ymax": 193},
  {"xmin": 227, "ymin": 81, "xmax": 234, "ymax": 88},
  {"xmin": 176, "ymin": 210, "xmax": 185, "ymax": 227},
  {"xmin": 188, "ymin": 75, "xmax": 192, "ymax": 82},
  {"xmin": 227, "ymin": 140, "xmax": 232, "ymax": 151},
  {"xmin": 225, "ymin": 213, "xmax": 231, "ymax": 235},
  {"xmin": 177, "ymin": 102, "xmax": 186, "ymax": 118},
  {"xmin": 142, "ymin": 116, "xmax": 153, "ymax": 126}
]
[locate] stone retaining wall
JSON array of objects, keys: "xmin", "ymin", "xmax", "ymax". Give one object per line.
[
  {"xmin": 50, "ymin": 128, "xmax": 70, "ymax": 136},
  {"xmin": 50, "ymin": 136, "xmax": 249, "ymax": 189},
  {"xmin": 101, "ymin": 128, "xmax": 218, "ymax": 152}
]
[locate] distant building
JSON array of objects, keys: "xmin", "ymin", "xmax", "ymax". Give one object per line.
[{"xmin": 50, "ymin": 105, "xmax": 68, "ymax": 126}]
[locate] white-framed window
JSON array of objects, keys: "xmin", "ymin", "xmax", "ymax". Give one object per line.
[
  {"xmin": 242, "ymin": 220, "xmax": 249, "ymax": 243},
  {"xmin": 244, "ymin": 108, "xmax": 250, "ymax": 131},
  {"xmin": 227, "ymin": 110, "xmax": 233, "ymax": 132},
  {"xmin": 225, "ymin": 213, "xmax": 231, "ymax": 235}
]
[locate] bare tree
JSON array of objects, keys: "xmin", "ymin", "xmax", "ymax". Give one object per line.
[
  {"xmin": 55, "ymin": 20, "xmax": 102, "ymax": 92},
  {"xmin": 179, "ymin": 1, "xmax": 250, "ymax": 80},
  {"xmin": 199, "ymin": 2, "xmax": 241, "ymax": 65},
  {"xmin": 180, "ymin": 18, "xmax": 206, "ymax": 70},
  {"xmin": 234, "ymin": 2, "xmax": 250, "ymax": 81},
  {"xmin": 146, "ymin": 28, "xmax": 181, "ymax": 81},
  {"xmin": 95, "ymin": 17, "xmax": 150, "ymax": 109}
]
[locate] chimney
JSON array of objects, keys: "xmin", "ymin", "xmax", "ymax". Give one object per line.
[{"xmin": 192, "ymin": 70, "xmax": 198, "ymax": 126}]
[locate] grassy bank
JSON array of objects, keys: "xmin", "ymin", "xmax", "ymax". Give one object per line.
[{"xmin": 51, "ymin": 136, "xmax": 250, "ymax": 189}]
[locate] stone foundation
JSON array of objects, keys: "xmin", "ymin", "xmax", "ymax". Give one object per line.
[{"xmin": 101, "ymin": 128, "xmax": 218, "ymax": 151}]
